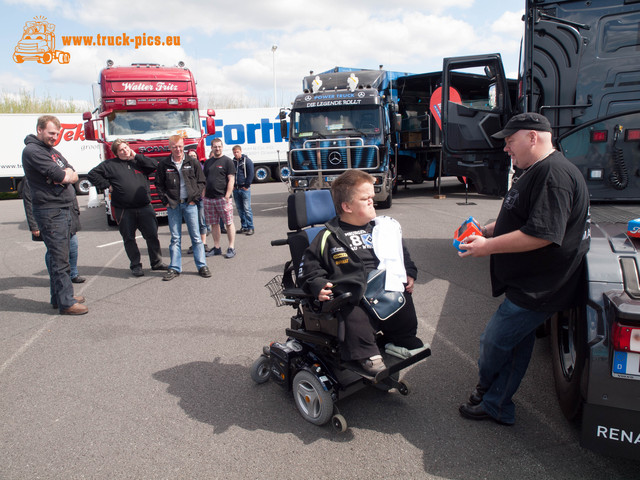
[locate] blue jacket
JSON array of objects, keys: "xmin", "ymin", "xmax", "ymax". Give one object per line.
[{"xmin": 234, "ymin": 154, "xmax": 254, "ymax": 189}]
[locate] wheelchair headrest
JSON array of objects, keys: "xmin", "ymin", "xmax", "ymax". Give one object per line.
[{"xmin": 287, "ymin": 190, "xmax": 336, "ymax": 231}]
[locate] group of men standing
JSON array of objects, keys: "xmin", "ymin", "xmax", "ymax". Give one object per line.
[
  {"xmin": 89, "ymin": 135, "xmax": 256, "ymax": 282},
  {"xmin": 22, "ymin": 115, "xmax": 255, "ymax": 315}
]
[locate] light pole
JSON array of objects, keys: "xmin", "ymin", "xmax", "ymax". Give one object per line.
[{"xmin": 271, "ymin": 44, "xmax": 278, "ymax": 108}]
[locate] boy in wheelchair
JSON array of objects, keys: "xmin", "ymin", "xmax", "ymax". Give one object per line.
[{"xmin": 298, "ymin": 170, "xmax": 425, "ymax": 375}]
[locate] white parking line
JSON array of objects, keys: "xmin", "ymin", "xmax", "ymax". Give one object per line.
[{"xmin": 98, "ymin": 235, "xmax": 142, "ymax": 248}]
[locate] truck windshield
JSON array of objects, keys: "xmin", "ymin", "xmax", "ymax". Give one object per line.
[
  {"xmin": 104, "ymin": 109, "xmax": 200, "ymax": 141},
  {"xmin": 292, "ymin": 106, "xmax": 382, "ymax": 139}
]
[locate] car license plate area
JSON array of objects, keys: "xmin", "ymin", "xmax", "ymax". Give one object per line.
[
  {"xmin": 155, "ymin": 210, "xmax": 168, "ymax": 217},
  {"xmin": 612, "ymin": 351, "xmax": 640, "ymax": 380},
  {"xmin": 324, "ymin": 175, "xmax": 339, "ymax": 183}
]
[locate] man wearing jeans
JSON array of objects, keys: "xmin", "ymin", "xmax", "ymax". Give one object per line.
[
  {"xmin": 21, "ymin": 115, "xmax": 87, "ymax": 315},
  {"xmin": 155, "ymin": 135, "xmax": 211, "ymax": 281},
  {"xmin": 231, "ymin": 145, "xmax": 255, "ymax": 235},
  {"xmin": 457, "ymin": 113, "xmax": 590, "ymax": 425}
]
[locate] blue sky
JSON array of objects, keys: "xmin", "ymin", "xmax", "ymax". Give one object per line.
[{"xmin": 1, "ymin": 0, "xmax": 524, "ymax": 109}]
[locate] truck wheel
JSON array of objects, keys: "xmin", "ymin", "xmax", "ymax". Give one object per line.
[
  {"xmin": 59, "ymin": 52, "xmax": 70, "ymax": 64},
  {"xmin": 75, "ymin": 178, "xmax": 92, "ymax": 195},
  {"xmin": 41, "ymin": 52, "xmax": 53, "ymax": 64},
  {"xmin": 274, "ymin": 165, "xmax": 291, "ymax": 181},
  {"xmin": 377, "ymin": 191, "xmax": 392, "ymax": 209},
  {"xmin": 254, "ymin": 166, "xmax": 271, "ymax": 183},
  {"xmin": 550, "ymin": 306, "xmax": 587, "ymax": 421},
  {"xmin": 13, "ymin": 54, "xmax": 24, "ymax": 63}
]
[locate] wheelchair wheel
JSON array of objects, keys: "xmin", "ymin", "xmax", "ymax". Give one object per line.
[
  {"xmin": 250, "ymin": 355, "xmax": 271, "ymax": 384},
  {"xmin": 292, "ymin": 370, "xmax": 334, "ymax": 426},
  {"xmin": 331, "ymin": 414, "xmax": 347, "ymax": 433},
  {"xmin": 397, "ymin": 379, "xmax": 410, "ymax": 396}
]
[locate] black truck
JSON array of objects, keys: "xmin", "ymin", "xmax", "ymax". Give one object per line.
[{"xmin": 437, "ymin": 0, "xmax": 640, "ymax": 459}]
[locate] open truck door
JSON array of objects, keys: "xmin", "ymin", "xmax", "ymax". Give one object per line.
[{"xmin": 441, "ymin": 54, "xmax": 514, "ymax": 196}]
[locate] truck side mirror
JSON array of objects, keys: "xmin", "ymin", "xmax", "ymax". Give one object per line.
[
  {"xmin": 279, "ymin": 110, "xmax": 289, "ymax": 140},
  {"xmin": 82, "ymin": 112, "xmax": 96, "ymax": 141},
  {"xmin": 393, "ymin": 113, "xmax": 402, "ymax": 133},
  {"xmin": 280, "ymin": 119, "xmax": 288, "ymax": 141},
  {"xmin": 206, "ymin": 109, "xmax": 216, "ymax": 135}
]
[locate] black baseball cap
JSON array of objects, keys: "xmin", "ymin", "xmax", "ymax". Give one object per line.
[{"xmin": 492, "ymin": 113, "xmax": 552, "ymax": 139}]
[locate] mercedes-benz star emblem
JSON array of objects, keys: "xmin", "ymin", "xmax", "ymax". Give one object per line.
[{"xmin": 328, "ymin": 151, "xmax": 342, "ymax": 166}]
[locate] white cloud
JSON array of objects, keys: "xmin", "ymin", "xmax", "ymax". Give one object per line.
[{"xmin": 492, "ymin": 10, "xmax": 526, "ymax": 36}]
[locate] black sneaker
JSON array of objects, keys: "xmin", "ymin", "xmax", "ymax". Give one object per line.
[
  {"xmin": 206, "ymin": 247, "xmax": 222, "ymax": 257},
  {"xmin": 163, "ymin": 269, "xmax": 180, "ymax": 281},
  {"xmin": 187, "ymin": 245, "xmax": 194, "ymax": 254},
  {"xmin": 71, "ymin": 276, "xmax": 86, "ymax": 283},
  {"xmin": 245, "ymin": 229, "xmax": 254, "ymax": 236},
  {"xmin": 151, "ymin": 263, "xmax": 168, "ymax": 271},
  {"xmin": 132, "ymin": 266, "xmax": 144, "ymax": 277},
  {"xmin": 236, "ymin": 228, "xmax": 246, "ymax": 234},
  {"xmin": 199, "ymin": 266, "xmax": 212, "ymax": 278},
  {"xmin": 224, "ymin": 247, "xmax": 236, "ymax": 259},
  {"xmin": 203, "ymin": 244, "xmax": 211, "ymax": 253}
]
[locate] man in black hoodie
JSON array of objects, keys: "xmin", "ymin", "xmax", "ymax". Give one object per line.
[
  {"xmin": 88, "ymin": 139, "xmax": 166, "ymax": 277},
  {"xmin": 21, "ymin": 115, "xmax": 87, "ymax": 315}
]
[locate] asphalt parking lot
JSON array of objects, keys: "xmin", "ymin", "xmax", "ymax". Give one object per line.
[{"xmin": 1, "ymin": 179, "xmax": 638, "ymax": 479}]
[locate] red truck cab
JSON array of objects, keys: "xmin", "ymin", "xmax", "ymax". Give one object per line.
[{"xmin": 83, "ymin": 61, "xmax": 214, "ymax": 225}]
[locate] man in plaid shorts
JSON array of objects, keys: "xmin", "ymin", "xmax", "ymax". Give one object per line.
[{"xmin": 203, "ymin": 138, "xmax": 237, "ymax": 258}]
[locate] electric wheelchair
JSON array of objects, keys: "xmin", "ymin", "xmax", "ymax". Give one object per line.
[{"xmin": 251, "ymin": 189, "xmax": 431, "ymax": 431}]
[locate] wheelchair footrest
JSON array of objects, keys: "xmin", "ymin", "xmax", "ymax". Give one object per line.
[{"xmin": 346, "ymin": 346, "xmax": 431, "ymax": 382}]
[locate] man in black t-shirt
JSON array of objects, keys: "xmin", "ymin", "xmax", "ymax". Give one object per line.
[
  {"xmin": 203, "ymin": 138, "xmax": 237, "ymax": 258},
  {"xmin": 457, "ymin": 113, "xmax": 590, "ymax": 426}
]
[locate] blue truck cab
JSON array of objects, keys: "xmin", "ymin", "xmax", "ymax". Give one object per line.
[{"xmin": 285, "ymin": 67, "xmax": 411, "ymax": 209}]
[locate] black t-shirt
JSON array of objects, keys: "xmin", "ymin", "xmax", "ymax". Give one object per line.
[
  {"xmin": 203, "ymin": 155, "xmax": 235, "ymax": 198},
  {"xmin": 338, "ymin": 220, "xmax": 378, "ymax": 273},
  {"xmin": 491, "ymin": 151, "xmax": 590, "ymax": 312}
]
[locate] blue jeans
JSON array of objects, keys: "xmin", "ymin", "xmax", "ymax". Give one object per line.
[
  {"xmin": 233, "ymin": 188, "xmax": 253, "ymax": 229},
  {"xmin": 33, "ymin": 206, "xmax": 75, "ymax": 311},
  {"xmin": 46, "ymin": 233, "xmax": 78, "ymax": 304},
  {"xmin": 167, "ymin": 202, "xmax": 206, "ymax": 272},
  {"xmin": 69, "ymin": 233, "xmax": 79, "ymax": 278},
  {"xmin": 477, "ymin": 297, "xmax": 550, "ymax": 424},
  {"xmin": 197, "ymin": 199, "xmax": 210, "ymax": 236}
]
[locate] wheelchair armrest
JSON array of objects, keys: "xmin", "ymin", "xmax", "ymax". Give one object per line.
[
  {"xmin": 282, "ymin": 287, "xmax": 313, "ymax": 299},
  {"xmin": 320, "ymin": 292, "xmax": 353, "ymax": 314},
  {"xmin": 271, "ymin": 238, "xmax": 288, "ymax": 246}
]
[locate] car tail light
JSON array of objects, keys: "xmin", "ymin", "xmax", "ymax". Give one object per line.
[
  {"xmin": 625, "ymin": 129, "xmax": 640, "ymax": 141},
  {"xmin": 590, "ymin": 130, "xmax": 608, "ymax": 143},
  {"xmin": 613, "ymin": 322, "xmax": 640, "ymax": 353}
]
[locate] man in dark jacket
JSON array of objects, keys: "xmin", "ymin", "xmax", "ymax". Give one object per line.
[
  {"xmin": 154, "ymin": 135, "xmax": 210, "ymax": 281},
  {"xmin": 88, "ymin": 139, "xmax": 165, "ymax": 277},
  {"xmin": 231, "ymin": 145, "xmax": 255, "ymax": 235},
  {"xmin": 21, "ymin": 115, "xmax": 87, "ymax": 315}
]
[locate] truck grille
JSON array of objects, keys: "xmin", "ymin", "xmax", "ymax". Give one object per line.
[{"xmin": 290, "ymin": 140, "xmax": 379, "ymax": 172}]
